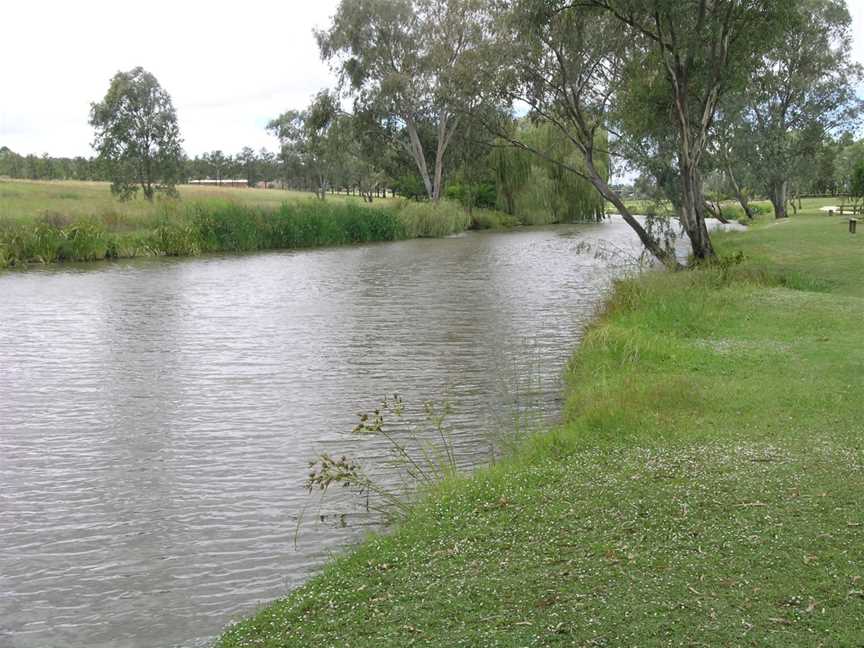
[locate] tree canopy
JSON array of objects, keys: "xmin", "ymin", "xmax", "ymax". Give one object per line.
[
  {"xmin": 89, "ymin": 67, "xmax": 183, "ymax": 201},
  {"xmin": 316, "ymin": 0, "xmax": 489, "ymax": 201}
]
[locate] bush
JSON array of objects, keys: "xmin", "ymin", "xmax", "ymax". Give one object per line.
[{"xmin": 393, "ymin": 175, "xmax": 428, "ymax": 201}]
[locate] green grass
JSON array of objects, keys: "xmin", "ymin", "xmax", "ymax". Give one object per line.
[
  {"xmin": 0, "ymin": 178, "xmax": 393, "ymax": 224},
  {"xmin": 0, "ymin": 179, "xmax": 478, "ymax": 268},
  {"xmin": 216, "ymin": 208, "xmax": 864, "ymax": 647}
]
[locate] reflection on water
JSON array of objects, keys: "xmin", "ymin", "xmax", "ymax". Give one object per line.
[{"xmin": 1, "ymin": 218, "xmax": 665, "ymax": 647}]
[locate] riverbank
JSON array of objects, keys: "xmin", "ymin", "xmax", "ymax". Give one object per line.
[
  {"xmin": 0, "ymin": 179, "xmax": 521, "ymax": 269},
  {"xmin": 216, "ymin": 207, "xmax": 864, "ymax": 646}
]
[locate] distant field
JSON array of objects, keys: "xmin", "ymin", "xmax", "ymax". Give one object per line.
[
  {"xmin": 0, "ymin": 179, "xmax": 506, "ymax": 269},
  {"xmin": 0, "ymin": 178, "xmax": 394, "ymax": 226}
]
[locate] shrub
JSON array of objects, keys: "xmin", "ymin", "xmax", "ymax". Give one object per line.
[{"xmin": 0, "ymin": 197, "xmax": 474, "ymax": 270}]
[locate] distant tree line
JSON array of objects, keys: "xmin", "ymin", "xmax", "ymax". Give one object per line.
[{"xmin": 0, "ymin": 145, "xmax": 297, "ymax": 191}]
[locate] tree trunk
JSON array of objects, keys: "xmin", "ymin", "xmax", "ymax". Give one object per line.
[
  {"xmin": 726, "ymin": 164, "xmax": 754, "ymax": 219},
  {"xmin": 404, "ymin": 115, "xmax": 434, "ymax": 200},
  {"xmin": 705, "ymin": 201, "xmax": 730, "ymax": 224},
  {"xmin": 431, "ymin": 111, "xmax": 458, "ymax": 203},
  {"xmin": 771, "ymin": 180, "xmax": 788, "ymax": 219},
  {"xmin": 679, "ymin": 163, "xmax": 715, "ymax": 261}
]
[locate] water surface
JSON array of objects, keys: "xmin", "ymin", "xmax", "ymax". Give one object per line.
[{"xmin": 1, "ymin": 219, "xmax": 653, "ymax": 647}]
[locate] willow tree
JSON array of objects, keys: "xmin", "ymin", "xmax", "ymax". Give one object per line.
[
  {"xmin": 494, "ymin": 121, "xmax": 606, "ymax": 223},
  {"xmin": 317, "ymin": 0, "xmax": 489, "ymax": 202},
  {"xmin": 490, "ymin": 123, "xmax": 532, "ymax": 217}
]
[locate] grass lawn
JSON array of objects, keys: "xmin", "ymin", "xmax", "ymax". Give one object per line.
[{"xmin": 216, "ymin": 204, "xmax": 864, "ymax": 646}]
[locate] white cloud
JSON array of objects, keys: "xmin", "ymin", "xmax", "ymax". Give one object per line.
[
  {"xmin": 2, "ymin": 1, "xmax": 864, "ymax": 159},
  {"xmin": 0, "ymin": 0, "xmax": 341, "ymax": 157}
]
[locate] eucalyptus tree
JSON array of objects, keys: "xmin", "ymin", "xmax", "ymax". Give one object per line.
[
  {"xmin": 735, "ymin": 0, "xmax": 862, "ymax": 219},
  {"xmin": 316, "ymin": 0, "xmax": 489, "ymax": 202},
  {"xmin": 89, "ymin": 67, "xmax": 183, "ymax": 201},
  {"xmin": 257, "ymin": 148, "xmax": 278, "ymax": 188},
  {"xmin": 489, "ymin": 0, "xmax": 792, "ymax": 262},
  {"xmin": 268, "ymin": 90, "xmax": 343, "ymax": 199},
  {"xmin": 237, "ymin": 147, "xmax": 259, "ymax": 186},
  {"xmin": 835, "ymin": 136, "xmax": 864, "ymax": 195},
  {"xmin": 710, "ymin": 109, "xmax": 758, "ymax": 219},
  {"xmin": 204, "ymin": 150, "xmax": 230, "ymax": 184}
]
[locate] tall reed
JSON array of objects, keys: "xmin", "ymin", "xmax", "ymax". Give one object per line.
[{"xmin": 0, "ymin": 198, "xmax": 476, "ymax": 269}]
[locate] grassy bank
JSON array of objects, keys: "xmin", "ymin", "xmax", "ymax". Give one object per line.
[
  {"xmin": 0, "ymin": 179, "xmax": 485, "ymax": 269},
  {"xmin": 217, "ymin": 207, "xmax": 863, "ymax": 646}
]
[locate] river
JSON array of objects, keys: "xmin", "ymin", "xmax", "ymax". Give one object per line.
[{"xmin": 1, "ymin": 218, "xmax": 673, "ymax": 647}]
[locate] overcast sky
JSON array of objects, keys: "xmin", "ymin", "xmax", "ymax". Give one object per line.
[{"xmin": 3, "ymin": 0, "xmax": 864, "ymax": 159}]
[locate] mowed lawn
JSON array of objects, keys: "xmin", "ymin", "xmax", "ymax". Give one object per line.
[{"xmin": 217, "ymin": 206, "xmax": 864, "ymax": 647}]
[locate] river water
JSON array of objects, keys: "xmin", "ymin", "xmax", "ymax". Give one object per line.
[{"xmin": 1, "ymin": 219, "xmax": 664, "ymax": 648}]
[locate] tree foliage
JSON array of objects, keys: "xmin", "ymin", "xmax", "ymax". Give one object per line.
[
  {"xmin": 317, "ymin": 0, "xmax": 489, "ymax": 201},
  {"xmin": 89, "ymin": 67, "xmax": 183, "ymax": 201},
  {"xmin": 730, "ymin": 0, "xmax": 862, "ymax": 218}
]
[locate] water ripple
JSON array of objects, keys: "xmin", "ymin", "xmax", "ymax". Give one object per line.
[{"xmin": 1, "ymin": 221, "xmax": 650, "ymax": 648}]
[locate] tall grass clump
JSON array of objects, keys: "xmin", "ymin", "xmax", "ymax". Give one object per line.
[
  {"xmin": 469, "ymin": 207, "xmax": 520, "ymax": 230},
  {"xmin": 395, "ymin": 199, "xmax": 471, "ymax": 238},
  {"xmin": 0, "ymin": 218, "xmax": 116, "ymax": 266},
  {"xmin": 266, "ymin": 201, "xmax": 405, "ymax": 248}
]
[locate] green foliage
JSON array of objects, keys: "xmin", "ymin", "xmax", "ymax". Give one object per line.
[
  {"xmin": 0, "ymin": 218, "xmax": 114, "ymax": 266},
  {"xmin": 719, "ymin": 0, "xmax": 862, "ymax": 218},
  {"xmin": 393, "ymin": 175, "xmax": 428, "ymax": 201},
  {"xmin": 850, "ymin": 158, "xmax": 864, "ymax": 206},
  {"xmin": 394, "ymin": 199, "xmax": 471, "ymax": 238},
  {"xmin": 444, "ymin": 181, "xmax": 497, "ymax": 210},
  {"xmin": 316, "ymin": 0, "xmax": 491, "ymax": 200},
  {"xmin": 0, "ymin": 194, "xmax": 477, "ymax": 268},
  {"xmin": 749, "ymin": 203, "xmax": 774, "ymax": 217},
  {"xmin": 57, "ymin": 219, "xmax": 112, "ymax": 261},
  {"xmin": 720, "ymin": 204, "xmax": 745, "ymax": 222},
  {"xmin": 89, "ymin": 67, "xmax": 183, "ymax": 202},
  {"xmin": 469, "ymin": 208, "xmax": 519, "ymax": 230},
  {"xmin": 494, "ymin": 122, "xmax": 607, "ymax": 224}
]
